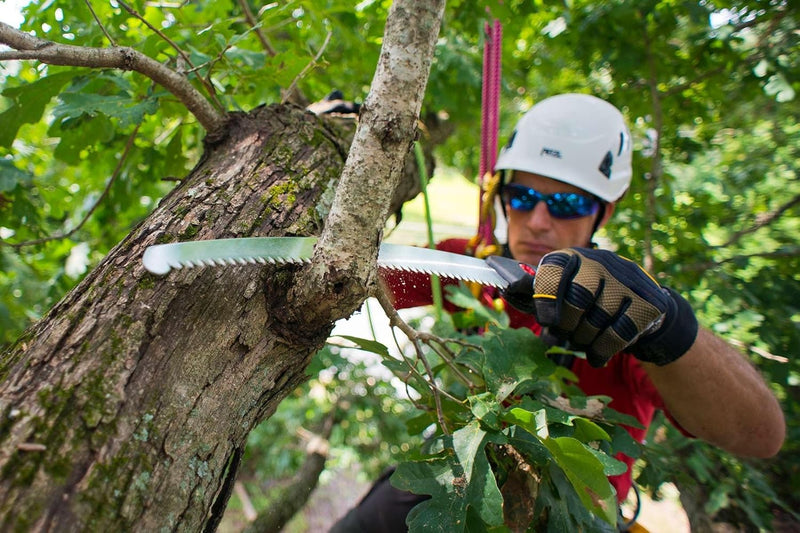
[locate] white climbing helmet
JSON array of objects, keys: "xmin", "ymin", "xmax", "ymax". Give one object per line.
[{"xmin": 494, "ymin": 93, "xmax": 633, "ymax": 202}]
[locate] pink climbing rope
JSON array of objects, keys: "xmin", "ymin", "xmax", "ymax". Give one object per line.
[{"xmin": 477, "ymin": 19, "xmax": 502, "ymax": 248}]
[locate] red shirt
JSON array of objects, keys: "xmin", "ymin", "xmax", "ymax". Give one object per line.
[{"xmin": 384, "ymin": 238, "xmax": 678, "ymax": 502}]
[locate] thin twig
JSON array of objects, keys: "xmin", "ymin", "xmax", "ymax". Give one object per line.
[
  {"xmin": 386, "ymin": 327, "xmax": 431, "ymax": 413},
  {"xmin": 281, "ymin": 30, "xmax": 331, "ymax": 105},
  {"xmin": 375, "ymin": 286, "xmax": 455, "ymax": 434},
  {"xmin": 375, "ymin": 285, "xmax": 477, "ymax": 389},
  {"xmin": 719, "ymin": 193, "xmax": 800, "ymax": 249},
  {"xmin": 422, "ymin": 337, "xmax": 477, "ymax": 391},
  {"xmin": 728, "ymin": 338, "xmax": 788, "ymax": 363},
  {"xmin": 115, "ymin": 0, "xmax": 223, "ymax": 111},
  {"xmin": 683, "ymin": 247, "xmax": 800, "ymax": 272},
  {"xmin": 236, "ymin": 0, "xmax": 277, "ymax": 56},
  {"xmin": 383, "ymin": 324, "xmax": 462, "ymax": 405},
  {"xmin": 411, "ymin": 337, "xmax": 450, "ymax": 435},
  {"xmin": 83, "ymin": 0, "xmax": 116, "ymax": 45},
  {"xmin": 2, "ymin": 125, "xmax": 141, "ymax": 249}
]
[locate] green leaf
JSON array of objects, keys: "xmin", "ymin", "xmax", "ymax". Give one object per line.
[
  {"xmin": 0, "ymin": 72, "xmax": 76, "ymax": 148},
  {"xmin": 516, "ymin": 396, "xmax": 576, "ymax": 426},
  {"xmin": 583, "ymin": 445, "xmax": 628, "ymax": 477},
  {"xmin": 468, "ymin": 392, "xmax": 501, "ymax": 430},
  {"xmin": 542, "ymin": 436, "xmax": 618, "ymax": 526},
  {"xmin": 502, "ymin": 407, "xmax": 549, "ymax": 439},
  {"xmin": 445, "ymin": 284, "xmax": 509, "ymax": 328},
  {"xmin": 47, "ymin": 113, "xmax": 116, "ymax": 165},
  {"xmin": 262, "ymin": 51, "xmax": 316, "ymax": 88},
  {"xmin": 0, "ymin": 160, "xmax": 31, "ymax": 192},
  {"xmin": 463, "ymin": 327, "xmax": 555, "ymax": 402},
  {"xmin": 163, "ymin": 129, "xmax": 188, "ymax": 178},
  {"xmin": 571, "ymin": 418, "xmax": 611, "ymax": 444},
  {"xmin": 406, "ymin": 411, "xmax": 437, "ymax": 436},
  {"xmin": 504, "ymin": 426, "xmax": 552, "ymax": 466},
  {"xmin": 538, "ymin": 462, "xmax": 601, "ymax": 532},
  {"xmin": 52, "ymin": 92, "xmax": 160, "ymax": 128},
  {"xmin": 608, "ymin": 425, "xmax": 641, "ymax": 459},
  {"xmin": 392, "ymin": 421, "xmax": 504, "ymax": 532},
  {"xmin": 336, "ymin": 335, "xmax": 391, "ymax": 357}
]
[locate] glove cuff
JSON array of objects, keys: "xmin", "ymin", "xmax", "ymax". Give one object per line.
[{"xmin": 630, "ymin": 287, "xmax": 698, "ymax": 366}]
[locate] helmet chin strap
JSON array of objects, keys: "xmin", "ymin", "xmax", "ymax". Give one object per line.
[{"xmin": 590, "ymin": 202, "xmax": 607, "ymax": 241}]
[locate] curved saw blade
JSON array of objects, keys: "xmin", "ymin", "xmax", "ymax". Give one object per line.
[{"xmin": 142, "ymin": 237, "xmax": 509, "ymax": 289}]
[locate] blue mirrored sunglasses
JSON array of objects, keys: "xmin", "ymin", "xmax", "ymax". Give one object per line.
[{"xmin": 501, "ymin": 183, "xmax": 600, "ymax": 219}]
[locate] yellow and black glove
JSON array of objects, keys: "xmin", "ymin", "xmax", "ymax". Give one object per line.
[{"xmin": 487, "ymin": 248, "xmax": 698, "ymax": 368}]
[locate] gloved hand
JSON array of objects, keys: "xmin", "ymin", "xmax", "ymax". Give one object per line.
[{"xmin": 487, "ymin": 248, "xmax": 698, "ymax": 368}]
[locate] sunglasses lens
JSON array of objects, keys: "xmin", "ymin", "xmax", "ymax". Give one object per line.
[
  {"xmin": 549, "ymin": 192, "xmax": 599, "ymax": 219},
  {"xmin": 505, "ymin": 186, "xmax": 540, "ymax": 211},
  {"xmin": 503, "ymin": 185, "xmax": 598, "ymax": 219}
]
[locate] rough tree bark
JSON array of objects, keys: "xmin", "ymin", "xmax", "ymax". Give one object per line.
[{"xmin": 0, "ymin": 0, "xmax": 445, "ymax": 530}]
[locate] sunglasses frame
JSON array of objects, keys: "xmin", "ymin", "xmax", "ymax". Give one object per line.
[{"xmin": 501, "ymin": 183, "xmax": 600, "ymax": 220}]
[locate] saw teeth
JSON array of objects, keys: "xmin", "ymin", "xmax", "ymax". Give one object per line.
[
  {"xmin": 169, "ymin": 256, "xmax": 313, "ymax": 270},
  {"xmin": 378, "ymin": 264, "xmax": 482, "ymax": 284}
]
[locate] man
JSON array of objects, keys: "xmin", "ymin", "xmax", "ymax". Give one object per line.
[{"xmin": 331, "ymin": 93, "xmax": 785, "ymax": 532}]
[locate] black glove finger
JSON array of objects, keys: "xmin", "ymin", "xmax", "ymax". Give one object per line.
[
  {"xmin": 585, "ymin": 346, "xmax": 616, "ymax": 368},
  {"xmin": 559, "ymin": 276, "xmax": 608, "ymax": 339},
  {"xmin": 571, "ymin": 288, "xmax": 627, "ymax": 367},
  {"xmin": 533, "ymin": 251, "xmax": 582, "ymax": 328},
  {"xmin": 539, "ymin": 327, "xmax": 567, "ymax": 348},
  {"xmin": 586, "ymin": 299, "xmax": 639, "ymax": 367}
]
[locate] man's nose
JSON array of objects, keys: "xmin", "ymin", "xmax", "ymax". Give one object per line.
[{"xmin": 524, "ymin": 201, "xmax": 553, "ymax": 229}]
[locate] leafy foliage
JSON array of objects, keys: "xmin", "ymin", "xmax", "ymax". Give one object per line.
[{"xmin": 347, "ymin": 286, "xmax": 642, "ymax": 531}]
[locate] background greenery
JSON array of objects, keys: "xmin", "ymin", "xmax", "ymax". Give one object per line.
[{"xmin": 2, "ymin": 0, "xmax": 798, "ymax": 530}]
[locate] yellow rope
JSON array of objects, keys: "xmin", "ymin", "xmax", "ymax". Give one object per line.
[{"xmin": 466, "ymin": 171, "xmax": 503, "ymax": 298}]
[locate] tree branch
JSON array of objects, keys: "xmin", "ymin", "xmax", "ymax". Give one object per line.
[
  {"xmin": 728, "ymin": 338, "xmax": 788, "ymax": 363},
  {"xmin": 719, "ymin": 192, "xmax": 800, "ymax": 249},
  {"xmin": 375, "ymin": 286, "xmax": 452, "ymax": 435},
  {"xmin": 0, "ymin": 21, "xmax": 226, "ymax": 134},
  {"xmin": 640, "ymin": 10, "xmax": 663, "ymax": 273},
  {"xmin": 288, "ymin": 0, "xmax": 445, "ymax": 326}
]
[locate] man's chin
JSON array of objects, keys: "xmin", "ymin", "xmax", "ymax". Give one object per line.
[{"xmin": 510, "ymin": 251, "xmax": 544, "ymax": 267}]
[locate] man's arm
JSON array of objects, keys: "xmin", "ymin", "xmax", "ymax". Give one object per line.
[
  {"xmin": 494, "ymin": 247, "xmax": 786, "ymax": 457},
  {"xmin": 643, "ymin": 328, "xmax": 785, "ymax": 458}
]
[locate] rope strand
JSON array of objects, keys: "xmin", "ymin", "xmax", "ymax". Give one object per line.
[{"xmin": 472, "ymin": 19, "xmax": 502, "ymax": 259}]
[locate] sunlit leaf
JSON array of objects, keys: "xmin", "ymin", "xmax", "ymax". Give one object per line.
[{"xmin": 542, "ymin": 436, "xmax": 618, "ymax": 526}]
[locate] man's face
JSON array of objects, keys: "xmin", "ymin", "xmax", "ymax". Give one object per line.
[{"xmin": 505, "ymin": 171, "xmax": 614, "ymax": 266}]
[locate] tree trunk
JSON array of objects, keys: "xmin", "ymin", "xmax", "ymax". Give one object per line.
[
  {"xmin": 0, "ymin": 105, "xmax": 350, "ymax": 531},
  {"xmin": 0, "ymin": 99, "xmax": 443, "ymax": 530},
  {"xmin": 0, "ymin": 0, "xmax": 444, "ymax": 528}
]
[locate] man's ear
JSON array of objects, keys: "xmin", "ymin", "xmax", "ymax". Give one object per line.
[{"xmin": 597, "ymin": 202, "xmax": 616, "ymax": 230}]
